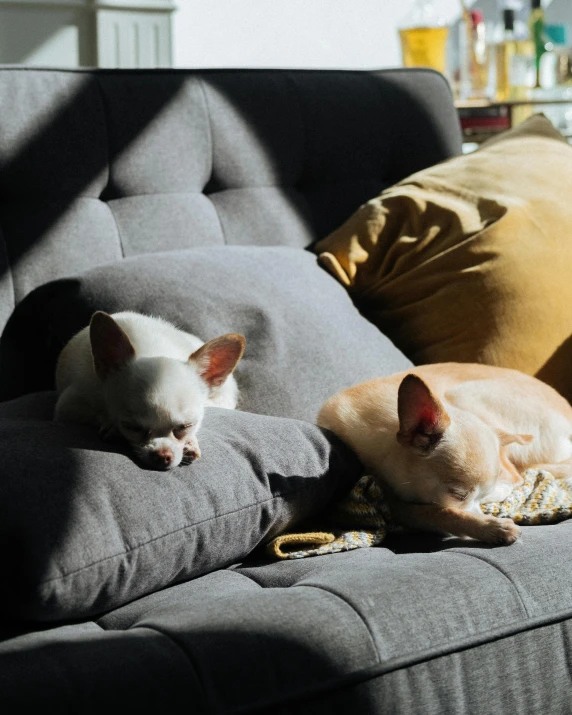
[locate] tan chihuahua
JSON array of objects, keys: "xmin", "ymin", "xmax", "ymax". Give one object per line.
[{"xmin": 318, "ymin": 363, "xmax": 572, "ymax": 545}]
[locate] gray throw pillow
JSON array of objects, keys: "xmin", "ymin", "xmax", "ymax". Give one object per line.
[
  {"xmin": 0, "ymin": 246, "xmax": 411, "ymax": 421},
  {"xmin": 0, "ymin": 393, "xmax": 361, "ymax": 621}
]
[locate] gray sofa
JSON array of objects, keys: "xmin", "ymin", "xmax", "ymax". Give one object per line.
[{"xmin": 0, "ymin": 66, "xmax": 571, "ymax": 714}]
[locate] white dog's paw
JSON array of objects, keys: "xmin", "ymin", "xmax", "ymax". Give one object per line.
[{"xmin": 183, "ymin": 438, "xmax": 201, "ymax": 462}]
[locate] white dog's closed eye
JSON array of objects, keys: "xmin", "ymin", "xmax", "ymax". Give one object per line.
[
  {"xmin": 173, "ymin": 423, "xmax": 194, "ymax": 439},
  {"xmin": 121, "ymin": 422, "xmax": 152, "ymax": 441}
]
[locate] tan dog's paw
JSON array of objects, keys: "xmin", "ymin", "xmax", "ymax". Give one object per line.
[
  {"xmin": 480, "ymin": 516, "xmax": 521, "ymax": 545},
  {"xmin": 183, "ymin": 438, "xmax": 201, "ymax": 463}
]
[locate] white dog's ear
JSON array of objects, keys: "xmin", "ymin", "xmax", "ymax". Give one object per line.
[
  {"xmin": 189, "ymin": 334, "xmax": 246, "ymax": 388},
  {"xmin": 90, "ymin": 311, "xmax": 136, "ymax": 381},
  {"xmin": 396, "ymin": 374, "xmax": 451, "ymax": 452}
]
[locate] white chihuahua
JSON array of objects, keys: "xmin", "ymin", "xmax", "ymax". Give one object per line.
[{"xmin": 55, "ymin": 311, "xmax": 245, "ymax": 470}]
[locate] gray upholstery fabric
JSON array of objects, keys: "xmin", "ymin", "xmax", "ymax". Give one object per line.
[
  {"xmin": 0, "ymin": 246, "xmax": 412, "ymax": 419},
  {"xmin": 80, "ymin": 523, "xmax": 572, "ymax": 711},
  {"xmin": 2, "ymin": 531, "xmax": 572, "ymax": 713},
  {"xmin": 0, "ymin": 622, "xmax": 195, "ymax": 713},
  {"xmin": 0, "ymin": 393, "xmax": 361, "ymax": 620},
  {"xmin": 0, "ymin": 67, "xmax": 462, "ymax": 334}
]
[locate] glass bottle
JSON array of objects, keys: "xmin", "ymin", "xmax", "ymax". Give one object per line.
[
  {"xmin": 539, "ymin": 24, "xmax": 569, "ymax": 90},
  {"xmin": 528, "ymin": 0, "xmax": 546, "ymax": 87},
  {"xmin": 470, "ymin": 10, "xmax": 489, "ymax": 98},
  {"xmin": 459, "ymin": 9, "xmax": 490, "ymax": 99},
  {"xmin": 495, "ymin": 8, "xmax": 536, "ymax": 101}
]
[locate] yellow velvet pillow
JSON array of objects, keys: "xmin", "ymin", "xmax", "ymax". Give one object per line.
[{"xmin": 315, "ymin": 114, "xmax": 572, "ymax": 403}]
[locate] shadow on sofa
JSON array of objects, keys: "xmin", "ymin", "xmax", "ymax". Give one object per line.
[
  {"xmin": 0, "ymin": 616, "xmax": 384, "ymax": 713},
  {"xmin": 0, "ymin": 68, "xmax": 458, "ymax": 296}
]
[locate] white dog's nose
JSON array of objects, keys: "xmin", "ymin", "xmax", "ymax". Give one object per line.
[{"xmin": 150, "ymin": 447, "xmax": 175, "ymax": 470}]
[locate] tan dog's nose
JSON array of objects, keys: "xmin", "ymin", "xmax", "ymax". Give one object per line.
[{"xmin": 151, "ymin": 448, "xmax": 175, "ymax": 470}]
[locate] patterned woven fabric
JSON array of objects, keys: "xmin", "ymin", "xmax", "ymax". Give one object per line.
[
  {"xmin": 267, "ymin": 468, "xmax": 572, "ymax": 560},
  {"xmin": 481, "ymin": 468, "xmax": 572, "ymax": 524}
]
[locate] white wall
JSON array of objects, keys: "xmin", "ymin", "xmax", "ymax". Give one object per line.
[
  {"xmin": 0, "ymin": 0, "xmax": 565, "ymax": 70},
  {"xmin": 172, "ymin": 0, "xmax": 466, "ymax": 70},
  {"xmin": 172, "ymin": 0, "xmax": 568, "ymax": 70}
]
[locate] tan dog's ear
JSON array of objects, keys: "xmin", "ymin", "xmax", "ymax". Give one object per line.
[
  {"xmin": 189, "ymin": 334, "xmax": 246, "ymax": 388},
  {"xmin": 397, "ymin": 374, "xmax": 451, "ymax": 452},
  {"xmin": 498, "ymin": 431, "xmax": 534, "ymax": 447},
  {"xmin": 90, "ymin": 312, "xmax": 136, "ymax": 381}
]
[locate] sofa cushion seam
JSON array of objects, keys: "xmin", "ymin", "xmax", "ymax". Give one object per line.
[
  {"xmin": 0, "ymin": 217, "xmax": 15, "ymax": 311},
  {"xmin": 296, "ymin": 583, "xmax": 380, "ymax": 665},
  {"xmin": 197, "ymin": 76, "xmax": 228, "ymax": 246},
  {"xmin": 441, "ymin": 550, "xmax": 531, "ymax": 618},
  {"xmin": 132, "ymin": 623, "xmax": 208, "ymax": 709},
  {"xmin": 93, "ymin": 75, "xmax": 125, "ymax": 259}
]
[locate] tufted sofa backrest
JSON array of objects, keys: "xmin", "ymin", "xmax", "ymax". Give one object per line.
[{"xmin": 0, "ymin": 67, "xmax": 461, "ymax": 334}]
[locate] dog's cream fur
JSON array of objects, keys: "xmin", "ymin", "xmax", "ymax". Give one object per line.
[
  {"xmin": 55, "ymin": 311, "xmax": 245, "ymax": 471},
  {"xmin": 318, "ymin": 363, "xmax": 572, "ymax": 544}
]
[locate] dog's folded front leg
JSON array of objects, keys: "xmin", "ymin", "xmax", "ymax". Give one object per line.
[
  {"xmin": 98, "ymin": 422, "xmax": 122, "ymax": 443},
  {"xmin": 386, "ymin": 497, "xmax": 521, "ymax": 545}
]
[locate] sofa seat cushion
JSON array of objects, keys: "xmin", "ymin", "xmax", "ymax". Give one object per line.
[
  {"xmin": 2, "ymin": 523, "xmax": 572, "ymax": 713},
  {"xmin": 314, "ymin": 114, "xmax": 572, "ymax": 403},
  {"xmin": 0, "ymin": 391, "xmax": 361, "ymax": 622},
  {"xmin": 0, "ymin": 245, "xmax": 411, "ymax": 421}
]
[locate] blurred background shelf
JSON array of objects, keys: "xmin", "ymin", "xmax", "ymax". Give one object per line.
[{"xmin": 456, "ymin": 94, "xmax": 572, "ymax": 150}]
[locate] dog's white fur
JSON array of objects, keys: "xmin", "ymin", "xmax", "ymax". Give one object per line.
[
  {"xmin": 318, "ymin": 363, "xmax": 572, "ymax": 545},
  {"xmin": 55, "ymin": 311, "xmax": 245, "ymax": 470}
]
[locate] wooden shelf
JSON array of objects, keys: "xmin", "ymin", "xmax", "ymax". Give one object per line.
[{"xmin": 455, "ymin": 96, "xmax": 572, "ymax": 145}]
